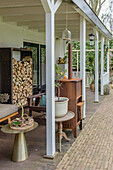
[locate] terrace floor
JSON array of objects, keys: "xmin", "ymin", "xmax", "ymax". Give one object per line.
[
  {"xmin": 56, "ymin": 89, "xmax": 113, "ymax": 170},
  {"xmin": 0, "ymin": 88, "xmax": 105, "ymax": 170}
]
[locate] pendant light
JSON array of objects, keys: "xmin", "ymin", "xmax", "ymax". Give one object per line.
[
  {"xmin": 89, "ymin": 33, "xmax": 95, "ymax": 46},
  {"xmin": 62, "ymin": 2, "xmax": 71, "ymax": 41}
]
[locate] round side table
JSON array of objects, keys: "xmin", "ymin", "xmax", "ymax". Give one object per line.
[
  {"xmin": 55, "ymin": 111, "xmax": 75, "ymax": 152},
  {"xmin": 1, "ymin": 122, "xmax": 38, "ymax": 162}
]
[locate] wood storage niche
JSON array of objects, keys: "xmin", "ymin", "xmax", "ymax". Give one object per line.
[{"xmin": 0, "ymin": 48, "xmax": 33, "ymax": 105}]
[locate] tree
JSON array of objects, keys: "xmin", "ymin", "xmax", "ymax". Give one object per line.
[
  {"xmin": 101, "ymin": 1, "xmax": 113, "ymax": 34},
  {"xmin": 88, "ymin": 0, "xmax": 107, "ymax": 15}
]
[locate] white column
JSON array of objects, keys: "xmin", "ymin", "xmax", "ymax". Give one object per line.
[
  {"xmin": 95, "ymin": 31, "xmax": 99, "ymax": 102},
  {"xmin": 77, "ymin": 51, "xmax": 79, "ymax": 78},
  {"xmin": 80, "ymin": 16, "xmax": 86, "ymax": 118},
  {"xmin": 101, "ymin": 36, "xmax": 104, "ymax": 95},
  {"xmin": 46, "ymin": 12, "xmax": 55, "ymax": 157},
  {"xmin": 107, "ymin": 41, "xmax": 109, "ymax": 74},
  {"xmin": 41, "ymin": 0, "xmax": 62, "ymax": 158},
  {"xmin": 107, "ymin": 41, "xmax": 109, "ymax": 84}
]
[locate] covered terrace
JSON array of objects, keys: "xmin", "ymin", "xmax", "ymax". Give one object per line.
[{"xmin": 0, "ymin": 0, "xmax": 112, "ymax": 163}]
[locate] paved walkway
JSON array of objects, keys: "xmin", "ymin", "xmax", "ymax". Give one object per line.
[{"xmin": 56, "ymin": 89, "xmax": 113, "ymax": 170}]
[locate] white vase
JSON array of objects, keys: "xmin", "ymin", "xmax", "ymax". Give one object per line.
[{"xmin": 55, "ymin": 97, "xmax": 69, "ymax": 117}]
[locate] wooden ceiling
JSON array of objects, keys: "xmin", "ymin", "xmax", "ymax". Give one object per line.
[{"xmin": 0, "ymin": 0, "xmax": 94, "ymax": 40}]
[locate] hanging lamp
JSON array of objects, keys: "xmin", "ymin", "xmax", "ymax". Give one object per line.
[
  {"xmin": 62, "ymin": 2, "xmax": 71, "ymax": 41},
  {"xmin": 89, "ymin": 33, "xmax": 95, "ymax": 46}
]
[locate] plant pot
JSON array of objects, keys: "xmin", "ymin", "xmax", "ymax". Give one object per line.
[
  {"xmin": 55, "ymin": 97, "xmax": 69, "ymax": 118},
  {"xmin": 90, "ymin": 83, "xmax": 95, "ymax": 92}
]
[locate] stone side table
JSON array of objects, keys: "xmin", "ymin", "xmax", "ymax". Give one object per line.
[
  {"xmin": 55, "ymin": 111, "xmax": 75, "ymax": 152},
  {"xmin": 1, "ymin": 122, "xmax": 38, "ymax": 162}
]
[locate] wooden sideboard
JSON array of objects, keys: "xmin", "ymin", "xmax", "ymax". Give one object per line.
[{"xmin": 60, "ymin": 78, "xmax": 84, "ymax": 138}]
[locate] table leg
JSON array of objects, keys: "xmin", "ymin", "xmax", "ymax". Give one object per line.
[
  {"xmin": 57, "ymin": 121, "xmax": 71, "ymax": 152},
  {"xmin": 62, "ymin": 132, "xmax": 71, "ymax": 141},
  {"xmin": 58, "ymin": 122, "xmax": 63, "ymax": 152},
  {"xmin": 12, "ymin": 132, "xmax": 28, "ymax": 162}
]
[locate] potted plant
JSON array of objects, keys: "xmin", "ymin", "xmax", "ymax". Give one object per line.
[
  {"xmin": 89, "ymin": 55, "xmax": 95, "ymax": 92},
  {"xmin": 10, "ymin": 103, "xmax": 34, "ymax": 130},
  {"xmin": 55, "ymin": 64, "xmax": 69, "ymax": 117},
  {"xmin": 57, "ymin": 53, "xmax": 68, "ymax": 64}
]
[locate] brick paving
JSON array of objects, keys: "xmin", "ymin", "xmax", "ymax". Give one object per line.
[
  {"xmin": 56, "ymin": 89, "xmax": 113, "ymax": 170},
  {"xmin": 0, "ymin": 88, "xmax": 106, "ymax": 170}
]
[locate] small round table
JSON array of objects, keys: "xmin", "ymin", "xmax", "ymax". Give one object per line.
[
  {"xmin": 1, "ymin": 122, "xmax": 38, "ymax": 162},
  {"xmin": 55, "ymin": 111, "xmax": 75, "ymax": 152}
]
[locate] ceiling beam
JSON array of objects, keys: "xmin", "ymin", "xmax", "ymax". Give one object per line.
[
  {"xmin": 28, "ymin": 25, "xmax": 81, "ymax": 29},
  {"xmin": 55, "ymin": 27, "xmax": 92, "ymax": 31},
  {"xmin": 55, "ymin": 13, "xmax": 80, "ymax": 19},
  {"xmin": 0, "ymin": 6, "xmax": 77, "ymax": 17},
  {"xmin": 28, "ymin": 23, "xmax": 91, "ymax": 28},
  {"xmin": 17, "ymin": 21, "xmax": 45, "ymax": 27},
  {"xmin": 0, "ymin": 7, "xmax": 78, "ymax": 17},
  {"xmin": 0, "ymin": 6, "xmax": 44, "ymax": 16},
  {"xmin": 0, "ymin": 0, "xmax": 41, "ymax": 7},
  {"xmin": 31, "ymin": 27, "xmax": 92, "ymax": 32},
  {"xmin": 3, "ymin": 13, "xmax": 80, "ymax": 22},
  {"xmin": 3, "ymin": 15, "xmax": 45, "ymax": 22},
  {"xmin": 17, "ymin": 20, "xmax": 81, "ymax": 27}
]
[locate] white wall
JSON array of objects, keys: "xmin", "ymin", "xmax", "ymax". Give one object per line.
[
  {"xmin": 0, "ymin": 22, "xmax": 70, "ymax": 83},
  {"xmin": 0, "ymin": 22, "xmax": 45, "ymax": 47},
  {"xmin": 0, "ymin": 22, "xmax": 68, "ymax": 60}
]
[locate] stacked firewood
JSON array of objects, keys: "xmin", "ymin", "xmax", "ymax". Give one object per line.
[{"xmin": 13, "ymin": 58, "xmax": 32, "ymax": 106}]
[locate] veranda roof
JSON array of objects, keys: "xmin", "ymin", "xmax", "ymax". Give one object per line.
[{"xmin": 0, "ymin": 0, "xmax": 111, "ymax": 41}]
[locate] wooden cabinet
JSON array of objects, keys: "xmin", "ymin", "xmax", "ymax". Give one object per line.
[
  {"xmin": 60, "ymin": 78, "xmax": 83, "ymax": 138},
  {"xmin": 0, "ymin": 48, "xmax": 33, "ymax": 105}
]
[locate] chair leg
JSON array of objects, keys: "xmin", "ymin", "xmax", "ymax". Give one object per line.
[
  {"xmin": 29, "ymin": 109, "xmax": 32, "ymax": 117},
  {"xmin": 8, "ymin": 118, "xmax": 11, "ymax": 124},
  {"xmin": 79, "ymin": 120, "xmax": 82, "ymax": 130},
  {"xmin": 72, "ymin": 126, "xmax": 77, "ymax": 138}
]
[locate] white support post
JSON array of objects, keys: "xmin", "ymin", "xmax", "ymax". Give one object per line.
[
  {"xmin": 95, "ymin": 31, "xmax": 99, "ymax": 102},
  {"xmin": 41, "ymin": 0, "xmax": 62, "ymax": 158},
  {"xmin": 107, "ymin": 41, "xmax": 109, "ymax": 76},
  {"xmin": 46, "ymin": 12, "xmax": 55, "ymax": 157},
  {"xmin": 51, "ymin": 0, "xmax": 54, "ymax": 5},
  {"xmin": 80, "ymin": 16, "xmax": 86, "ymax": 118},
  {"xmin": 41, "ymin": 0, "xmax": 52, "ymax": 12},
  {"xmin": 101, "ymin": 36, "xmax": 104, "ymax": 95},
  {"xmin": 77, "ymin": 51, "xmax": 79, "ymax": 78},
  {"xmin": 54, "ymin": 0, "xmax": 62, "ymax": 13}
]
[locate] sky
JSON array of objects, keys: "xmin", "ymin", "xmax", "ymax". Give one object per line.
[
  {"xmin": 100, "ymin": 0, "xmax": 113, "ymax": 32},
  {"xmin": 99, "ymin": 0, "xmax": 109, "ymax": 17},
  {"xmin": 86, "ymin": 0, "xmax": 112, "ymax": 32}
]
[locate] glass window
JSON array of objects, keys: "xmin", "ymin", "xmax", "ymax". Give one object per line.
[{"xmin": 23, "ymin": 42, "xmax": 46, "ymax": 94}]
